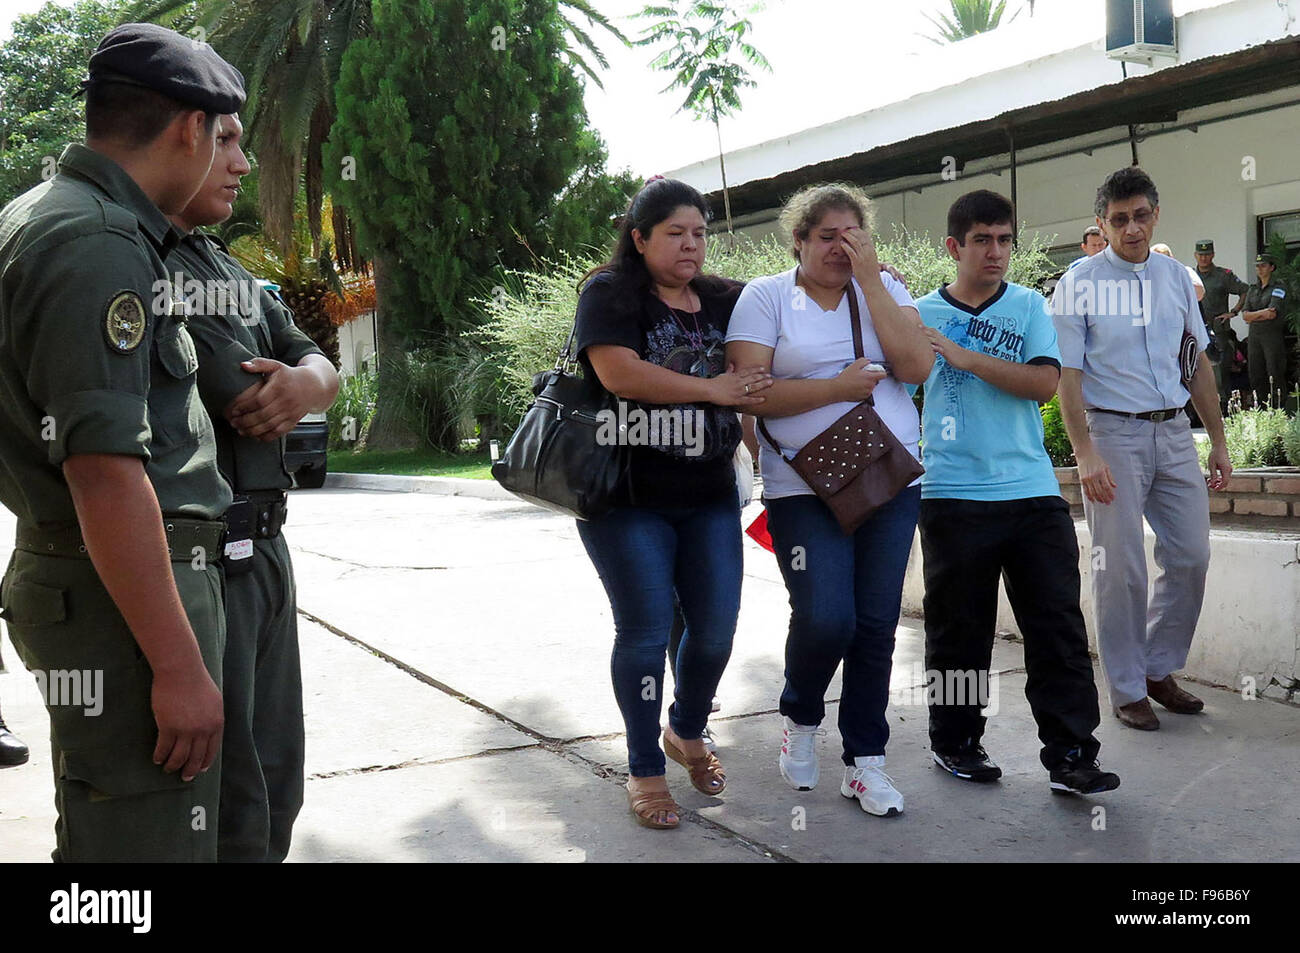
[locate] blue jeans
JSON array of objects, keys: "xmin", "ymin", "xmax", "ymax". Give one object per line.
[
  {"xmin": 765, "ymin": 485, "xmax": 920, "ymax": 763},
  {"xmin": 577, "ymin": 500, "xmax": 742, "ymax": 778}
]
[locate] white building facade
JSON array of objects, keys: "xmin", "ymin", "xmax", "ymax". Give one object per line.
[{"xmin": 668, "ymin": 0, "xmax": 1300, "ymax": 344}]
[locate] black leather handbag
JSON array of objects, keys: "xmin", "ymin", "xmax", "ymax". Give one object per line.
[{"xmin": 491, "ymin": 320, "xmax": 627, "ymax": 520}]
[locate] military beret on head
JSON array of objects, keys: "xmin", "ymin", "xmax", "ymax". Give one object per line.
[
  {"xmin": 1194, "ymin": 240, "xmax": 1214, "ymax": 254},
  {"xmin": 82, "ymin": 22, "xmax": 245, "ymax": 114},
  {"xmin": 1255, "ymin": 252, "xmax": 1277, "ymax": 266}
]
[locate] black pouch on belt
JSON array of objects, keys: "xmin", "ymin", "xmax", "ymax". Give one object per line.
[{"xmin": 222, "ymin": 497, "xmax": 256, "ymax": 576}]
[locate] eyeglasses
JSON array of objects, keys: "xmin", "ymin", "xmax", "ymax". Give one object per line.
[{"xmin": 1104, "ymin": 209, "xmax": 1155, "ymax": 230}]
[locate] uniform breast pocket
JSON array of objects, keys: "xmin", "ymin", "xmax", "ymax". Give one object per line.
[{"xmin": 149, "ymin": 325, "xmax": 211, "ymax": 449}]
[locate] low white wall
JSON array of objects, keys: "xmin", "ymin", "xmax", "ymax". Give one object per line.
[{"xmin": 901, "ymin": 522, "xmax": 1300, "ymax": 696}]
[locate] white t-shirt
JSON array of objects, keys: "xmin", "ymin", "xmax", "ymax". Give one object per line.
[{"xmin": 726, "ymin": 267, "xmax": 923, "ymax": 500}]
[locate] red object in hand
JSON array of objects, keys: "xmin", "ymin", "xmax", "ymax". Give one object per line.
[{"xmin": 745, "ymin": 510, "xmax": 774, "ymax": 553}]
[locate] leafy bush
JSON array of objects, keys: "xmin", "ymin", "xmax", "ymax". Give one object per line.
[
  {"xmin": 327, "ymin": 369, "xmax": 377, "ymax": 451},
  {"xmin": 1282, "ymin": 409, "xmax": 1300, "ymax": 466},
  {"xmin": 1040, "ymin": 394, "xmax": 1075, "ymax": 467},
  {"xmin": 478, "ymin": 227, "xmax": 1061, "ymax": 427},
  {"xmin": 1197, "ymin": 406, "xmax": 1293, "ymax": 469},
  {"xmin": 368, "ymin": 348, "xmax": 464, "ymax": 451}
]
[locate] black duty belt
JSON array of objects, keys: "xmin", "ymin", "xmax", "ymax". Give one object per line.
[
  {"xmin": 227, "ymin": 491, "xmax": 288, "ymax": 540},
  {"xmin": 15, "ymin": 517, "xmax": 226, "ymax": 564},
  {"xmin": 222, "ymin": 492, "xmax": 288, "ymax": 576},
  {"xmin": 1090, "ymin": 407, "xmax": 1183, "ymax": 422}
]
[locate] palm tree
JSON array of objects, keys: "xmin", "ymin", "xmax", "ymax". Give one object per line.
[
  {"xmin": 129, "ymin": 0, "xmax": 626, "ymax": 263},
  {"xmin": 636, "ymin": 1, "xmax": 771, "ymax": 240},
  {"xmin": 921, "ymin": 0, "xmax": 1020, "ymax": 44}
]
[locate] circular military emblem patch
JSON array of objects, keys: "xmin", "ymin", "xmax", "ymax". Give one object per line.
[{"xmin": 104, "ymin": 291, "xmax": 146, "ymax": 353}]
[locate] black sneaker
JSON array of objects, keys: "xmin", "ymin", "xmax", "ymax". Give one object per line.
[
  {"xmin": 932, "ymin": 743, "xmax": 1002, "ymax": 782},
  {"xmin": 1049, "ymin": 758, "xmax": 1120, "ymax": 795}
]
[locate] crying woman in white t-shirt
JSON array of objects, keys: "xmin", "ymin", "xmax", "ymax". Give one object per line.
[{"xmin": 725, "ymin": 183, "xmax": 933, "ymax": 818}]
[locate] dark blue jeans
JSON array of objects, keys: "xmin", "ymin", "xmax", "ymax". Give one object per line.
[
  {"xmin": 577, "ymin": 499, "xmax": 742, "ymax": 778},
  {"xmin": 766, "ymin": 485, "xmax": 920, "ymax": 764}
]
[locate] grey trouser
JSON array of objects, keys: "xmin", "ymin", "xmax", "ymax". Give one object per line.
[{"xmin": 1082, "ymin": 411, "xmax": 1210, "ymax": 706}]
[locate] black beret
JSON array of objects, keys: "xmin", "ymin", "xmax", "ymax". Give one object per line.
[{"xmin": 82, "ymin": 22, "xmax": 245, "ymax": 114}]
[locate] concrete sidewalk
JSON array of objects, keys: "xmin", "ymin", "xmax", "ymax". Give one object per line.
[{"xmin": 1, "ymin": 488, "xmax": 1297, "ymax": 862}]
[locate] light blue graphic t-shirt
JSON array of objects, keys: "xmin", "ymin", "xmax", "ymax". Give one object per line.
[{"xmin": 915, "ymin": 281, "xmax": 1063, "ymax": 501}]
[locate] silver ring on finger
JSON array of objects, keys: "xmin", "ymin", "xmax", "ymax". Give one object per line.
[{"xmin": 744, "ymin": 384, "xmax": 750, "ymax": 394}]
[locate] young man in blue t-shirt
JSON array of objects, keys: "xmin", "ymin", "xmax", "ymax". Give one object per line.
[{"xmin": 915, "ymin": 190, "xmax": 1119, "ymax": 796}]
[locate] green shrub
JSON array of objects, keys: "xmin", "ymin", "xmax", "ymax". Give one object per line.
[
  {"xmin": 367, "ymin": 348, "xmax": 467, "ymax": 452},
  {"xmin": 1197, "ymin": 406, "xmax": 1293, "ymax": 469},
  {"xmin": 327, "ymin": 369, "xmax": 378, "ymax": 450},
  {"xmin": 1282, "ymin": 410, "xmax": 1300, "ymax": 466},
  {"xmin": 1040, "ymin": 394, "xmax": 1075, "ymax": 467}
]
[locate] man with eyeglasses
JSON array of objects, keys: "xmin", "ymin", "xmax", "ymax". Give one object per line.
[{"xmin": 1050, "ymin": 167, "xmax": 1232, "ymax": 733}]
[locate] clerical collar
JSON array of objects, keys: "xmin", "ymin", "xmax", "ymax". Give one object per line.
[{"xmin": 1103, "ymin": 244, "xmax": 1149, "ymax": 273}]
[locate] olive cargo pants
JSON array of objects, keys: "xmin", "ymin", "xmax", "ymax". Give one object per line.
[
  {"xmin": 1, "ymin": 549, "xmax": 224, "ymax": 862},
  {"xmin": 218, "ymin": 534, "xmax": 304, "ymax": 863}
]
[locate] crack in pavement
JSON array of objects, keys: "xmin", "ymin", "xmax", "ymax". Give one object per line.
[
  {"xmin": 298, "ymin": 607, "xmax": 796, "ymax": 862},
  {"xmin": 296, "ymin": 549, "xmax": 453, "ymax": 571},
  {"xmin": 308, "ymin": 743, "xmax": 543, "ymax": 780},
  {"xmin": 294, "ymin": 547, "xmax": 587, "ymax": 574}
]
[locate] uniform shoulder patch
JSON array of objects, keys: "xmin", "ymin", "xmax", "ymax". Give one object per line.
[
  {"xmin": 104, "ymin": 290, "xmax": 147, "ymax": 354},
  {"xmin": 1271, "ymin": 287, "xmax": 1286, "ymax": 298}
]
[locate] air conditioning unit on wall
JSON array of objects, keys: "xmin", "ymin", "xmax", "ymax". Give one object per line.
[{"xmin": 1106, "ymin": 0, "xmax": 1178, "ymax": 65}]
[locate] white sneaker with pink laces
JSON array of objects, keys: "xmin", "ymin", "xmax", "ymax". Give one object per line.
[
  {"xmin": 779, "ymin": 716, "xmax": 823, "ymax": 791},
  {"xmin": 841, "ymin": 755, "xmax": 904, "ymax": 817}
]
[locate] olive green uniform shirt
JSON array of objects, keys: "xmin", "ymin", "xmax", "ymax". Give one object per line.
[
  {"xmin": 1197, "ymin": 264, "xmax": 1249, "ymax": 360},
  {"xmin": 165, "ymin": 234, "xmax": 324, "ymax": 491},
  {"xmin": 1241, "ymin": 280, "xmax": 1289, "ymax": 341},
  {"xmin": 1197, "ymin": 264, "xmax": 1249, "ymax": 323},
  {"xmin": 0, "ymin": 144, "xmax": 231, "ymax": 524}
]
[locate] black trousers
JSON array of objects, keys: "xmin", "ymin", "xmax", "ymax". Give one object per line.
[{"xmin": 919, "ymin": 496, "xmax": 1101, "ymax": 770}]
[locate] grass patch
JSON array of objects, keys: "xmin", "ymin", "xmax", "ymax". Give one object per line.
[{"xmin": 327, "ymin": 448, "xmax": 493, "ymax": 479}]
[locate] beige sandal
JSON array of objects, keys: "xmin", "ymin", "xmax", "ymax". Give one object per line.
[
  {"xmin": 663, "ymin": 731, "xmax": 726, "ymax": 796},
  {"xmin": 627, "ymin": 785, "xmax": 681, "ymax": 829}
]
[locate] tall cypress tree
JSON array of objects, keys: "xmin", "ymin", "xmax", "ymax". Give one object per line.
[{"xmin": 327, "ymin": 0, "xmax": 589, "ymax": 347}]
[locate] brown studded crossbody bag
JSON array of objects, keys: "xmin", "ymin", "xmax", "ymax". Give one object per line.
[{"xmin": 757, "ymin": 283, "xmax": 923, "ymax": 535}]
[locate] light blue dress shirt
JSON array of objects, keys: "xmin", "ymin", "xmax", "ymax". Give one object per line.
[{"xmin": 1051, "ymin": 245, "xmax": 1208, "ymax": 412}]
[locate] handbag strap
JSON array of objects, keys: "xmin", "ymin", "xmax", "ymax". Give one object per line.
[
  {"xmin": 555, "ymin": 316, "xmax": 580, "ymax": 372},
  {"xmin": 756, "ymin": 278, "xmax": 863, "ymax": 461},
  {"xmin": 844, "ymin": 278, "xmax": 865, "ymax": 361}
]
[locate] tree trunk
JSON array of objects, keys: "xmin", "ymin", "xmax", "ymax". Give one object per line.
[
  {"xmin": 366, "ymin": 252, "xmax": 418, "ymax": 450},
  {"xmin": 710, "ymin": 93, "xmax": 735, "ymax": 250}
]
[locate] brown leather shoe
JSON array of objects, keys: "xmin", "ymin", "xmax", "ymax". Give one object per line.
[
  {"xmin": 1114, "ymin": 698, "xmax": 1160, "ymax": 730},
  {"xmin": 1146, "ymin": 675, "xmax": 1204, "ymax": 714}
]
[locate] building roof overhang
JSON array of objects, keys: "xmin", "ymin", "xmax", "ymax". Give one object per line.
[{"xmin": 710, "ymin": 34, "xmax": 1300, "ymax": 219}]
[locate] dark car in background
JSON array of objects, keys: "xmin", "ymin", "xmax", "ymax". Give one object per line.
[{"xmin": 286, "ymin": 411, "xmax": 329, "ymax": 488}]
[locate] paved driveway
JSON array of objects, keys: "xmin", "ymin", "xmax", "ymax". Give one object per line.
[{"xmin": 2, "ymin": 488, "xmax": 1297, "ymax": 862}]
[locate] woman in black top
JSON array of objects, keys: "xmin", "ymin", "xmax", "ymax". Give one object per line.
[{"xmin": 573, "ymin": 178, "xmax": 771, "ymax": 829}]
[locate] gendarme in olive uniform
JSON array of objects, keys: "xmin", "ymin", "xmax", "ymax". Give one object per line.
[
  {"xmin": 1193, "ymin": 240, "xmax": 1249, "ymax": 407},
  {"xmin": 1242, "ymin": 252, "xmax": 1291, "ymax": 410},
  {"xmin": 0, "ymin": 25, "xmax": 243, "ymax": 862},
  {"xmin": 167, "ymin": 232, "xmax": 324, "ymax": 862}
]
